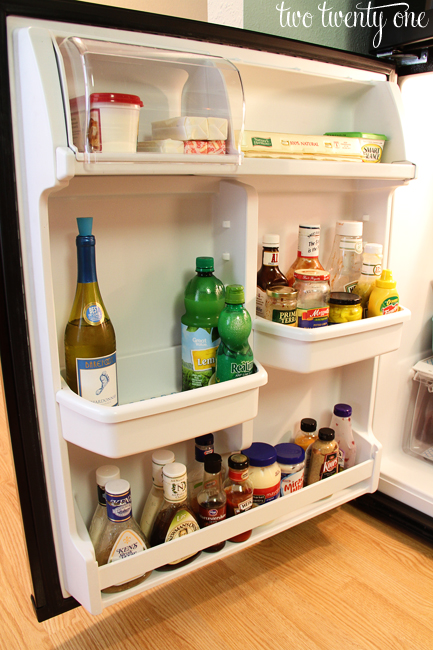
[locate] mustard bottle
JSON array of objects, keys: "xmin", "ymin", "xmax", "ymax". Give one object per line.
[{"xmin": 367, "ymin": 269, "xmax": 399, "ymax": 317}]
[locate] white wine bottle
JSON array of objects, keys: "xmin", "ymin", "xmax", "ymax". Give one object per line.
[{"xmin": 64, "ymin": 217, "xmax": 118, "ymax": 406}]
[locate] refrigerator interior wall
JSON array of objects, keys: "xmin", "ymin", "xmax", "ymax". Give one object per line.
[
  {"xmin": 8, "ymin": 15, "xmax": 414, "ymax": 614},
  {"xmin": 373, "ymin": 71, "xmax": 433, "ymax": 517}
]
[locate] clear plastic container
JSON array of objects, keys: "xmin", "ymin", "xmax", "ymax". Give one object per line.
[
  {"xmin": 327, "ymin": 221, "xmax": 363, "ymax": 292},
  {"xmin": 406, "ymin": 357, "xmax": 433, "ymax": 462}
]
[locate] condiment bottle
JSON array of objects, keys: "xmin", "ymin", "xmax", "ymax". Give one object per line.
[
  {"xmin": 197, "ymin": 453, "xmax": 227, "ymax": 552},
  {"xmin": 328, "ymin": 292, "xmax": 362, "ymax": 324},
  {"xmin": 352, "ymin": 243, "xmax": 383, "ymax": 317},
  {"xmin": 286, "ymin": 224, "xmax": 325, "ymax": 286},
  {"xmin": 216, "ymin": 285, "xmax": 254, "ymax": 382},
  {"xmin": 256, "ymin": 234, "xmax": 289, "ymax": 318},
  {"xmin": 94, "ymin": 479, "xmax": 150, "ymax": 593},
  {"xmin": 140, "ymin": 449, "xmax": 175, "ymax": 540},
  {"xmin": 265, "ymin": 286, "xmax": 298, "ymax": 326},
  {"xmin": 64, "ymin": 217, "xmax": 118, "ymax": 405},
  {"xmin": 89, "ymin": 464, "xmax": 120, "ymax": 548},
  {"xmin": 223, "ymin": 453, "xmax": 254, "ymax": 542},
  {"xmin": 150, "ymin": 462, "xmax": 201, "ymax": 571},
  {"xmin": 307, "ymin": 428, "xmax": 339, "ymax": 485},
  {"xmin": 367, "ymin": 269, "xmax": 399, "ymax": 317},
  {"xmin": 294, "ymin": 418, "xmax": 318, "ymax": 487},
  {"xmin": 241, "ymin": 442, "xmax": 281, "ymax": 506},
  {"xmin": 330, "ymin": 403, "xmax": 356, "ymax": 469},
  {"xmin": 293, "ymin": 269, "xmax": 330, "ymax": 328},
  {"xmin": 326, "ymin": 220, "xmax": 363, "ymax": 292},
  {"xmin": 181, "ymin": 256, "xmax": 225, "ymax": 390},
  {"xmin": 187, "ymin": 433, "xmax": 215, "ymax": 514},
  {"xmin": 275, "ymin": 443, "xmax": 305, "ymax": 495}
]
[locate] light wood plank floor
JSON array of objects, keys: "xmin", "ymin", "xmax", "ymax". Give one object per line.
[{"xmin": 1, "ymin": 371, "xmax": 433, "ymax": 650}]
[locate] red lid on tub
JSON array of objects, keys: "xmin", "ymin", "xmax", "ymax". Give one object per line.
[{"xmin": 70, "ymin": 93, "xmax": 143, "ymax": 109}]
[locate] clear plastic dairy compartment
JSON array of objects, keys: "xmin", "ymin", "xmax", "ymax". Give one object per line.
[
  {"xmin": 405, "ymin": 357, "xmax": 433, "ymax": 463},
  {"xmin": 56, "ymin": 37, "xmax": 244, "ymax": 163}
]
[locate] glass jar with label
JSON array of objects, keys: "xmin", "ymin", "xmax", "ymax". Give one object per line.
[
  {"xmin": 241, "ymin": 442, "xmax": 281, "ymax": 506},
  {"xmin": 275, "ymin": 443, "xmax": 305, "ymax": 496},
  {"xmin": 265, "ymin": 286, "xmax": 297, "ymax": 326},
  {"xmin": 256, "ymin": 234, "xmax": 289, "ymax": 318},
  {"xmin": 293, "ymin": 269, "xmax": 330, "ymax": 328},
  {"xmin": 328, "ymin": 292, "xmax": 362, "ymax": 324}
]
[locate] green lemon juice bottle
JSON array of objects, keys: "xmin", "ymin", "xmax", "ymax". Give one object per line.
[
  {"xmin": 215, "ymin": 284, "xmax": 254, "ymax": 383},
  {"xmin": 181, "ymin": 257, "xmax": 225, "ymax": 391}
]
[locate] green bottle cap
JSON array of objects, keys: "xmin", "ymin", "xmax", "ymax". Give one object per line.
[
  {"xmin": 77, "ymin": 217, "xmax": 93, "ymax": 236},
  {"xmin": 196, "ymin": 256, "xmax": 214, "ymax": 272},
  {"xmin": 225, "ymin": 284, "xmax": 245, "ymax": 304}
]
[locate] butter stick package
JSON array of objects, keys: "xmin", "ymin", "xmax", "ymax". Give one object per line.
[
  {"xmin": 151, "ymin": 116, "xmax": 228, "ymax": 141},
  {"xmin": 241, "ymin": 131, "xmax": 364, "ymax": 162}
]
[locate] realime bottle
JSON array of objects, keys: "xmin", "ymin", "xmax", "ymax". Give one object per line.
[{"xmin": 64, "ymin": 217, "xmax": 117, "ymax": 406}]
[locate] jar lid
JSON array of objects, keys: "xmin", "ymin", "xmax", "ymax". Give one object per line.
[
  {"xmin": 262, "ymin": 234, "xmax": 279, "ymax": 246},
  {"xmin": 241, "ymin": 442, "xmax": 277, "ymax": 467},
  {"xmin": 294, "ymin": 269, "xmax": 330, "ymax": 281},
  {"xmin": 95, "ymin": 465, "xmax": 120, "ymax": 487},
  {"xmin": 275, "ymin": 443, "xmax": 305, "ymax": 465},
  {"xmin": 228, "ymin": 453, "xmax": 250, "ymax": 470},
  {"xmin": 300, "ymin": 418, "xmax": 317, "ymax": 433},
  {"xmin": 90, "ymin": 92, "xmax": 144, "ymax": 107},
  {"xmin": 152, "ymin": 449, "xmax": 175, "ymax": 465},
  {"xmin": 329, "ymin": 292, "xmax": 361, "ymax": 305},
  {"xmin": 105, "ymin": 478, "xmax": 130, "ymax": 497},
  {"xmin": 266, "ymin": 286, "xmax": 298, "ymax": 299},
  {"xmin": 163, "ymin": 462, "xmax": 187, "ymax": 480},
  {"xmin": 195, "ymin": 433, "xmax": 214, "ymax": 446},
  {"xmin": 226, "ymin": 284, "xmax": 245, "ymax": 304},
  {"xmin": 333, "ymin": 403, "xmax": 352, "ymax": 418},
  {"xmin": 335, "ymin": 221, "xmax": 363, "ymax": 237},
  {"xmin": 318, "ymin": 428, "xmax": 335, "ymax": 441},
  {"xmin": 204, "ymin": 452, "xmax": 222, "ymax": 474},
  {"xmin": 364, "ymin": 243, "xmax": 383, "ymax": 255},
  {"xmin": 196, "ymin": 257, "xmax": 214, "ymax": 272}
]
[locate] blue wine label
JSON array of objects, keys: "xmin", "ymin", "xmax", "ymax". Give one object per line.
[
  {"xmin": 83, "ymin": 302, "xmax": 104, "ymax": 325},
  {"xmin": 181, "ymin": 324, "xmax": 220, "ymax": 390},
  {"xmin": 76, "ymin": 352, "xmax": 118, "ymax": 406}
]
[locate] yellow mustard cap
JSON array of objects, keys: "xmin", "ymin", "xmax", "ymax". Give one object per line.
[{"xmin": 376, "ymin": 269, "xmax": 396, "ymax": 289}]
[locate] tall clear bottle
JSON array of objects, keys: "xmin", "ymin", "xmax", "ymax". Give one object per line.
[
  {"xmin": 89, "ymin": 464, "xmax": 120, "ymax": 548},
  {"xmin": 197, "ymin": 453, "xmax": 227, "ymax": 553},
  {"xmin": 140, "ymin": 449, "xmax": 175, "ymax": 540},
  {"xmin": 64, "ymin": 217, "xmax": 117, "ymax": 406},
  {"xmin": 256, "ymin": 234, "xmax": 289, "ymax": 318},
  {"xmin": 286, "ymin": 224, "xmax": 325, "ymax": 286},
  {"xmin": 181, "ymin": 256, "xmax": 225, "ymax": 391},
  {"xmin": 216, "ymin": 285, "xmax": 254, "ymax": 383},
  {"xmin": 352, "ymin": 243, "xmax": 383, "ymax": 317},
  {"xmin": 326, "ymin": 221, "xmax": 363, "ymax": 293},
  {"xmin": 150, "ymin": 462, "xmax": 201, "ymax": 571},
  {"xmin": 330, "ymin": 403, "xmax": 356, "ymax": 469},
  {"xmin": 94, "ymin": 479, "xmax": 150, "ymax": 594},
  {"xmin": 187, "ymin": 433, "xmax": 215, "ymax": 514}
]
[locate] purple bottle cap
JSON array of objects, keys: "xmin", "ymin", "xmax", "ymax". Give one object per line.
[{"xmin": 333, "ymin": 403, "xmax": 352, "ymax": 418}]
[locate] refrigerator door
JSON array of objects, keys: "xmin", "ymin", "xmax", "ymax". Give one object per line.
[{"xmin": 1, "ymin": 2, "xmax": 416, "ymax": 618}]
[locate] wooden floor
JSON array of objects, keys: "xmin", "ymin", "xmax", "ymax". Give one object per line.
[{"xmin": 2, "ymin": 374, "xmax": 433, "ymax": 649}]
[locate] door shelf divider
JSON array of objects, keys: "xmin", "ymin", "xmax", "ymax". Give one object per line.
[
  {"xmin": 56, "ymin": 355, "xmax": 268, "ymax": 458},
  {"xmin": 252, "ymin": 306, "xmax": 411, "ymax": 373}
]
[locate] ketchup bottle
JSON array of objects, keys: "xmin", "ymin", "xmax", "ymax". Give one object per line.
[{"xmin": 223, "ymin": 453, "xmax": 254, "ymax": 542}]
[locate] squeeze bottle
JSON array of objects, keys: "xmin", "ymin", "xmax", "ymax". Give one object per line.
[
  {"xmin": 367, "ymin": 269, "xmax": 399, "ymax": 317},
  {"xmin": 215, "ymin": 284, "xmax": 254, "ymax": 383}
]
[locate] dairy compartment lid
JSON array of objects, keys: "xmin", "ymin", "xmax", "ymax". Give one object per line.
[
  {"xmin": 412, "ymin": 356, "xmax": 433, "ymax": 379},
  {"xmin": 324, "ymin": 132, "xmax": 388, "ymax": 141}
]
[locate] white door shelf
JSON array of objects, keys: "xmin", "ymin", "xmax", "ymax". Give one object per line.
[
  {"xmin": 252, "ymin": 306, "xmax": 411, "ymax": 373},
  {"xmin": 56, "ymin": 350, "xmax": 267, "ymax": 458},
  {"xmin": 70, "ymin": 427, "xmax": 379, "ymax": 614}
]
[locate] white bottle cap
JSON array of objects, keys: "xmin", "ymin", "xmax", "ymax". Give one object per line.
[
  {"xmin": 96, "ymin": 465, "xmax": 120, "ymax": 488},
  {"xmin": 105, "ymin": 478, "xmax": 130, "ymax": 496},
  {"xmin": 163, "ymin": 462, "xmax": 187, "ymax": 480},
  {"xmin": 364, "ymin": 243, "xmax": 383, "ymax": 255},
  {"xmin": 262, "ymin": 234, "xmax": 279, "ymax": 246},
  {"xmin": 335, "ymin": 221, "xmax": 363, "ymax": 236},
  {"xmin": 152, "ymin": 449, "xmax": 175, "ymax": 466},
  {"xmin": 299, "ymin": 224, "xmax": 320, "ymax": 230}
]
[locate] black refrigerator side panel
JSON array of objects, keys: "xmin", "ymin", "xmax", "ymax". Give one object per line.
[{"xmin": 0, "ymin": 6, "xmax": 79, "ymax": 621}]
